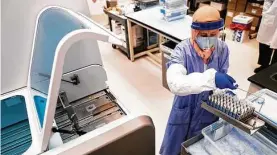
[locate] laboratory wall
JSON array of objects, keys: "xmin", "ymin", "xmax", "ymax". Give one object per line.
[{"xmin": 1, "ymin": 0, "xmax": 90, "ymax": 94}]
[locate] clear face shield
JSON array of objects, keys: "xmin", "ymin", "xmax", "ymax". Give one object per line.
[
  {"xmin": 191, "ymin": 19, "xmax": 225, "ymax": 50},
  {"xmin": 191, "ymin": 19, "xmax": 225, "ymax": 62}
]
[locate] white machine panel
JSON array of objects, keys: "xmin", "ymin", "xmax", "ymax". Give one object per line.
[
  {"xmin": 1, "ymin": 0, "xmax": 90, "ymax": 94},
  {"xmin": 63, "ymin": 40, "xmax": 103, "ymax": 73}
]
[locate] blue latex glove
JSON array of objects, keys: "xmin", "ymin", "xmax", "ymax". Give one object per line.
[{"xmin": 215, "ymin": 72, "xmax": 237, "ymax": 90}]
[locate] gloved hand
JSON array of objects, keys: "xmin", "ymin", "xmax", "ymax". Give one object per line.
[{"xmin": 215, "ymin": 72, "xmax": 237, "ymax": 90}]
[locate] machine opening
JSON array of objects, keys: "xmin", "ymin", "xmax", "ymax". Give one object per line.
[{"xmin": 1, "ymin": 95, "xmax": 32, "ymax": 155}]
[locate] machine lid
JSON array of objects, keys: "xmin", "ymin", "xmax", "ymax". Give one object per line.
[
  {"xmin": 27, "ymin": 6, "xmax": 123, "ymax": 152},
  {"xmin": 1, "ymin": 0, "xmax": 90, "ymax": 95},
  {"xmin": 29, "ymin": 6, "xmax": 123, "ymax": 95}
]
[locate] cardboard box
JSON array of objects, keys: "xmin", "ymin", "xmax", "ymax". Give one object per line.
[
  {"xmin": 225, "ymin": 10, "xmax": 236, "ymax": 27},
  {"xmin": 106, "ymin": 0, "xmax": 117, "ymax": 8},
  {"xmin": 246, "ymin": 3, "xmax": 263, "ymax": 16},
  {"xmin": 132, "ymin": 25, "xmax": 144, "ymax": 48},
  {"xmin": 199, "ymin": 2, "xmax": 210, "ymax": 8},
  {"xmin": 245, "ymin": 13, "xmax": 260, "ymax": 27},
  {"xmin": 250, "ymin": 26, "xmax": 256, "ymax": 31},
  {"xmin": 227, "ymin": 2, "xmax": 237, "ymax": 10},
  {"xmin": 233, "ymin": 15, "xmax": 253, "ymax": 24},
  {"xmin": 228, "ymin": 0, "xmax": 237, "ymax": 3},
  {"xmin": 210, "ymin": 2, "xmax": 226, "ymax": 11},
  {"xmin": 235, "ymin": 11, "xmax": 244, "ymax": 16},
  {"xmin": 234, "ymin": 12, "xmax": 260, "ymax": 27},
  {"xmin": 232, "ymin": 29, "xmax": 249, "ymax": 43},
  {"xmin": 235, "ymin": 2, "xmax": 246, "ymax": 12},
  {"xmin": 225, "ymin": 16, "xmax": 232, "ymax": 28},
  {"xmin": 238, "ymin": 0, "xmax": 247, "ymax": 5}
]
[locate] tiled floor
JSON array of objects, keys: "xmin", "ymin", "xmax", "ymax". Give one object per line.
[{"xmin": 97, "ymin": 31, "xmax": 259, "ymax": 154}]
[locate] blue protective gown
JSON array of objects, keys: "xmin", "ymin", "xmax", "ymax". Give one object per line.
[{"xmin": 160, "ymin": 39, "xmax": 230, "ymax": 155}]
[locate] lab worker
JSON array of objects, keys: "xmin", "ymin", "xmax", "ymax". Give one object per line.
[
  {"xmin": 160, "ymin": 6, "xmax": 237, "ymax": 155},
  {"xmin": 255, "ymin": 0, "xmax": 277, "ymax": 72}
]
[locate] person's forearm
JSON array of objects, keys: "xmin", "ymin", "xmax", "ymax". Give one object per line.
[{"xmin": 166, "ymin": 64, "xmax": 216, "ymax": 96}]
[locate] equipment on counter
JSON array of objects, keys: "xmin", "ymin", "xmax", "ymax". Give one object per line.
[
  {"xmin": 160, "ymin": 0, "xmax": 188, "ymax": 22},
  {"xmin": 1, "ymin": 6, "xmax": 155, "ymax": 155},
  {"xmin": 134, "ymin": 0, "xmax": 159, "ymax": 10},
  {"xmin": 160, "ymin": 6, "xmax": 188, "ymax": 22},
  {"xmin": 162, "ymin": 0, "xmax": 186, "ymax": 9}
]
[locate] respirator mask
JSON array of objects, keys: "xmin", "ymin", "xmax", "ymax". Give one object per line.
[{"xmin": 195, "ymin": 36, "xmax": 218, "ymax": 50}]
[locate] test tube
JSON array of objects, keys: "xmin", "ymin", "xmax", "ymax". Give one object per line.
[
  {"xmin": 233, "ymin": 108, "xmax": 237, "ymax": 118},
  {"xmin": 208, "ymin": 96, "xmax": 211, "ymax": 105}
]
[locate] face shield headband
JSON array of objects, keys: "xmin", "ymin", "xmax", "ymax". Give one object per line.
[{"xmin": 191, "ymin": 19, "xmax": 224, "ymax": 30}]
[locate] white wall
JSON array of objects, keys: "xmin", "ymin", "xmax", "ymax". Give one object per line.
[
  {"xmin": 86, "ymin": 0, "xmax": 105, "ymax": 16},
  {"xmin": 1, "ymin": 0, "xmax": 90, "ymax": 94}
]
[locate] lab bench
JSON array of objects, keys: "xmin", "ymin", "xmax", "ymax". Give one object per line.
[
  {"xmin": 103, "ymin": 9, "xmax": 130, "ymax": 58},
  {"xmin": 105, "ymin": 5, "xmax": 227, "ymax": 90},
  {"xmin": 126, "ymin": 6, "xmax": 192, "ymax": 62},
  {"xmin": 103, "ymin": 9, "xmax": 151, "ymax": 59},
  {"xmin": 248, "ymin": 63, "xmax": 277, "ymax": 94},
  {"xmin": 126, "ymin": 6, "xmax": 227, "ymax": 89},
  {"xmin": 125, "ymin": 6, "xmax": 192, "ymax": 90}
]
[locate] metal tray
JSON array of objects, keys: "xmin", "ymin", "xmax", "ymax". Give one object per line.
[
  {"xmin": 201, "ymin": 102, "xmax": 265, "ymax": 135},
  {"xmin": 54, "ymin": 90, "xmax": 126, "ymax": 143},
  {"xmin": 182, "ymin": 123, "xmax": 277, "ymax": 155},
  {"xmin": 181, "ymin": 134, "xmax": 204, "ymax": 155},
  {"xmin": 80, "ymin": 110, "xmax": 124, "ymax": 132}
]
